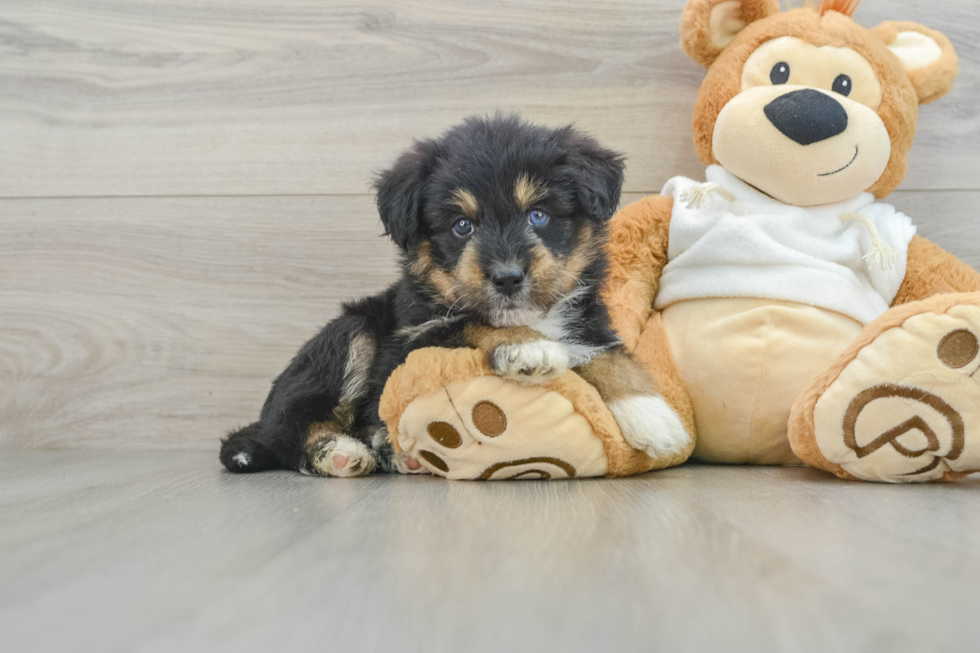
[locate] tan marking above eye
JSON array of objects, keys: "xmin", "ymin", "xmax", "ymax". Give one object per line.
[
  {"xmin": 450, "ymin": 188, "xmax": 478, "ymax": 218},
  {"xmin": 471, "ymin": 401, "xmax": 507, "ymax": 437},
  {"xmin": 426, "ymin": 421, "xmax": 463, "ymax": 448},
  {"xmin": 741, "ymin": 36, "xmax": 883, "ymax": 110},
  {"xmin": 514, "ymin": 173, "xmax": 545, "ymax": 211},
  {"xmin": 937, "ymin": 329, "xmax": 979, "ymax": 369}
]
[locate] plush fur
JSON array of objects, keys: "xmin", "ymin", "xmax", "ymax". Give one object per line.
[
  {"xmin": 871, "ymin": 21, "xmax": 960, "ymax": 105},
  {"xmin": 893, "ymin": 237, "xmax": 980, "ymax": 305},
  {"xmin": 608, "ymin": 0, "xmax": 980, "ymax": 480},
  {"xmin": 220, "ymin": 114, "xmax": 639, "ymax": 476},
  {"xmin": 680, "ymin": 0, "xmax": 781, "ymax": 68},
  {"xmin": 600, "ymin": 194, "xmax": 675, "ymax": 351},
  {"xmin": 684, "ymin": 2, "xmax": 958, "ymax": 200}
]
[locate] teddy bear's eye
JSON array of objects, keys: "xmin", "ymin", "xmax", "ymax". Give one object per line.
[
  {"xmin": 770, "ymin": 62, "xmax": 791, "ymax": 85},
  {"xmin": 832, "ymin": 74, "xmax": 853, "ymax": 97}
]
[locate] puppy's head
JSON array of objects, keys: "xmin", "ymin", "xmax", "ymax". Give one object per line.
[{"xmin": 375, "ymin": 114, "xmax": 624, "ymax": 326}]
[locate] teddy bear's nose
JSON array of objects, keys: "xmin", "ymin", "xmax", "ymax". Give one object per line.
[{"xmin": 764, "ymin": 88, "xmax": 849, "ymax": 146}]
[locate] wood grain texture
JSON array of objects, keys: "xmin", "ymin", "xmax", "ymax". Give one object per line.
[
  {"xmin": 2, "ymin": 192, "xmax": 977, "ymax": 451},
  {"xmin": 0, "ymin": 196, "xmax": 399, "ymax": 450},
  {"xmin": 0, "ymin": 0, "xmax": 979, "ymax": 197},
  {"xmin": 0, "ymin": 452, "xmax": 978, "ymax": 653}
]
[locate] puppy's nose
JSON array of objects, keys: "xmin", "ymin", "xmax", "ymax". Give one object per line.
[
  {"xmin": 764, "ymin": 88, "xmax": 848, "ymax": 146},
  {"xmin": 491, "ymin": 268, "xmax": 525, "ymax": 297}
]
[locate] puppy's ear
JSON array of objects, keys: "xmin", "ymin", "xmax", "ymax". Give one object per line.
[
  {"xmin": 562, "ymin": 131, "xmax": 626, "ymax": 223},
  {"xmin": 374, "ymin": 139, "xmax": 440, "ymax": 250}
]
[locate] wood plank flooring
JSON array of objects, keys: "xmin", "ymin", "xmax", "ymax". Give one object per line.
[{"xmin": 1, "ymin": 452, "xmax": 978, "ymax": 653}]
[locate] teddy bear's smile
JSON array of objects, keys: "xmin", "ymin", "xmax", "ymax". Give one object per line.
[{"xmin": 818, "ymin": 145, "xmax": 859, "ymax": 177}]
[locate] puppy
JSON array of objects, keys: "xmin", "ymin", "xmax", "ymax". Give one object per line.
[{"xmin": 220, "ymin": 114, "xmax": 689, "ymax": 477}]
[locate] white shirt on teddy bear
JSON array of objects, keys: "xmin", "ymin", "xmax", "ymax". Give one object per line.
[{"xmin": 654, "ymin": 165, "xmax": 917, "ymax": 325}]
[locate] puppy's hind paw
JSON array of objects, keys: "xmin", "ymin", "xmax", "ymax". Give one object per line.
[
  {"xmin": 307, "ymin": 435, "xmax": 376, "ymax": 477},
  {"xmin": 609, "ymin": 395, "xmax": 691, "ymax": 459},
  {"xmin": 490, "ymin": 340, "xmax": 569, "ymax": 385}
]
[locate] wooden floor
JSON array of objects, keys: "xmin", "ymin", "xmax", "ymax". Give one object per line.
[
  {"xmin": 3, "ymin": 3, "xmax": 980, "ymax": 650},
  {"xmin": 1, "ymin": 452, "xmax": 979, "ymax": 653}
]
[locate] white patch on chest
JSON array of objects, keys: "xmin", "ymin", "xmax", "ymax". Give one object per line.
[{"xmin": 531, "ymin": 299, "xmax": 611, "ymax": 368}]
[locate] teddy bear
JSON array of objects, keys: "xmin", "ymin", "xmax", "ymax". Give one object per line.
[{"xmin": 379, "ymin": 0, "xmax": 980, "ymax": 483}]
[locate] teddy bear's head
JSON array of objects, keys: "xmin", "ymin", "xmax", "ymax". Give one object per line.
[{"xmin": 680, "ymin": 0, "xmax": 958, "ymax": 206}]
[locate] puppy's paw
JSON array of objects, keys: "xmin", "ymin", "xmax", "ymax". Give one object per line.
[
  {"xmin": 490, "ymin": 340, "xmax": 569, "ymax": 384},
  {"xmin": 609, "ymin": 395, "xmax": 691, "ymax": 459},
  {"xmin": 392, "ymin": 451, "xmax": 430, "ymax": 475},
  {"xmin": 308, "ymin": 435, "xmax": 376, "ymax": 477}
]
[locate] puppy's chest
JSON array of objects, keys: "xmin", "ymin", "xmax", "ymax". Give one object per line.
[{"xmin": 530, "ymin": 311, "xmax": 609, "ymax": 368}]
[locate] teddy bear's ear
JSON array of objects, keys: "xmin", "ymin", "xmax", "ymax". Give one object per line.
[
  {"xmin": 872, "ymin": 21, "xmax": 959, "ymax": 105},
  {"xmin": 680, "ymin": 0, "xmax": 780, "ymax": 68}
]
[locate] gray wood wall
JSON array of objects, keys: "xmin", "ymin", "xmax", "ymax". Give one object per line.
[{"xmin": 2, "ymin": 0, "xmax": 979, "ymax": 451}]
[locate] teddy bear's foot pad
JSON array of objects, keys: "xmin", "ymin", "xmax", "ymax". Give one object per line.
[
  {"xmin": 396, "ymin": 376, "xmax": 609, "ymax": 480},
  {"xmin": 380, "ymin": 347, "xmax": 688, "ymax": 479},
  {"xmin": 793, "ymin": 295, "xmax": 980, "ymax": 483}
]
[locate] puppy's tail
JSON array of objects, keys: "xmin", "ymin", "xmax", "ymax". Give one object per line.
[{"xmin": 220, "ymin": 422, "xmax": 287, "ymax": 473}]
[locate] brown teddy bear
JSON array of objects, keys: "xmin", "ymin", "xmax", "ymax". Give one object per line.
[{"xmin": 380, "ymin": 0, "xmax": 980, "ymax": 483}]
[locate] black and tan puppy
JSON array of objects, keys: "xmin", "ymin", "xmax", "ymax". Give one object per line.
[{"xmin": 221, "ymin": 114, "xmax": 688, "ymax": 477}]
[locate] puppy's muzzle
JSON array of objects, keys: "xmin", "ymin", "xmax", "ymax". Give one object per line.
[{"xmin": 491, "ymin": 266, "xmax": 526, "ymax": 298}]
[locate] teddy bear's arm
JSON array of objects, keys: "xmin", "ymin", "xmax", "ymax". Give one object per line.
[
  {"xmin": 891, "ymin": 235, "xmax": 980, "ymax": 305},
  {"xmin": 600, "ymin": 194, "xmax": 674, "ymax": 351}
]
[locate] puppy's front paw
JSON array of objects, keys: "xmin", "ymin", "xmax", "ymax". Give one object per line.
[
  {"xmin": 307, "ymin": 435, "xmax": 376, "ymax": 477},
  {"xmin": 609, "ymin": 395, "xmax": 691, "ymax": 459},
  {"xmin": 490, "ymin": 340, "xmax": 569, "ymax": 384}
]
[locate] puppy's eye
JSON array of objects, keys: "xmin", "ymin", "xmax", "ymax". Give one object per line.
[
  {"xmin": 832, "ymin": 74, "xmax": 852, "ymax": 97},
  {"xmin": 770, "ymin": 62, "xmax": 790, "ymax": 85},
  {"xmin": 452, "ymin": 218, "xmax": 474, "ymax": 238},
  {"xmin": 528, "ymin": 209, "xmax": 549, "ymax": 228}
]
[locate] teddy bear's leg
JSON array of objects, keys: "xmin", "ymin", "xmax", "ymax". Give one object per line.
[
  {"xmin": 789, "ymin": 293, "xmax": 980, "ymax": 483},
  {"xmin": 629, "ymin": 310, "xmax": 698, "ymax": 461},
  {"xmin": 576, "ymin": 349, "xmax": 691, "ymax": 460}
]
